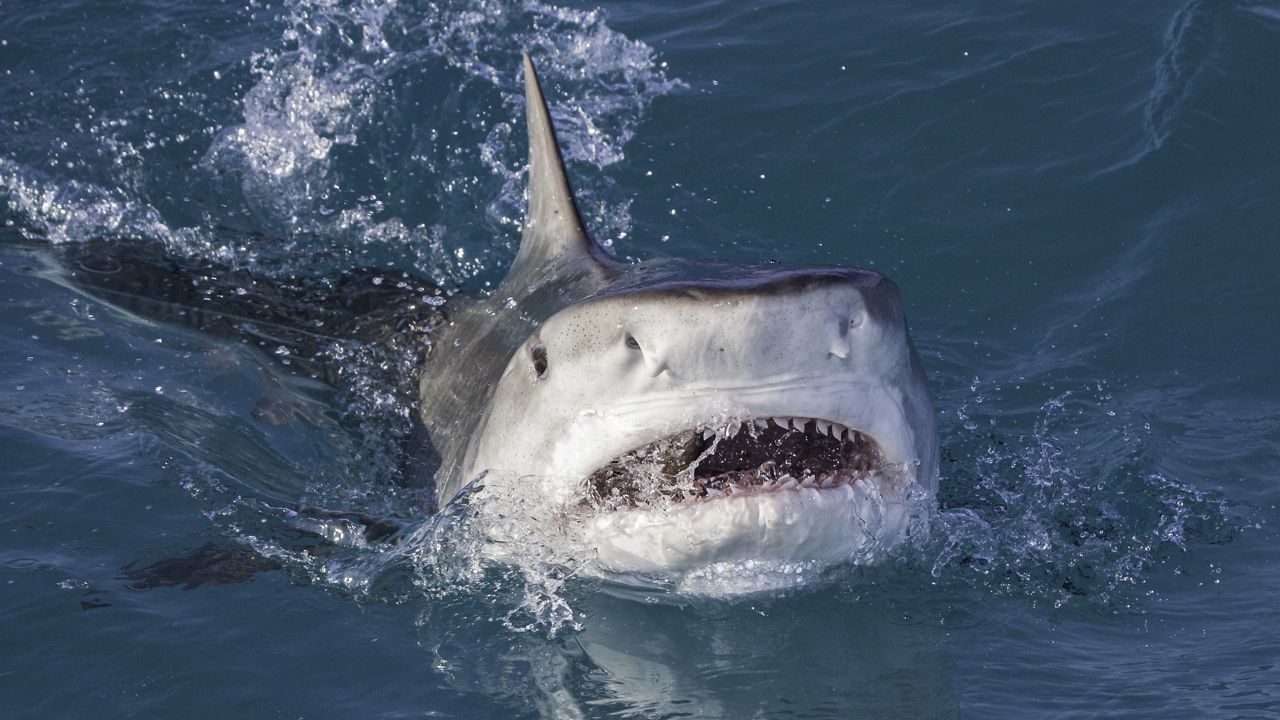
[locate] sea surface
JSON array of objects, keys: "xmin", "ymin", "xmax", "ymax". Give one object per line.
[{"xmin": 2, "ymin": 0, "xmax": 1279, "ymax": 717}]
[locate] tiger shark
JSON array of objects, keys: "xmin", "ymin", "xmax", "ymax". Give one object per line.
[
  {"xmin": 417, "ymin": 55, "xmax": 938, "ymax": 577},
  {"xmin": 28, "ymin": 54, "xmax": 936, "ymax": 584}
]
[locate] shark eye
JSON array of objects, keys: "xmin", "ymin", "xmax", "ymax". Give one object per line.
[
  {"xmin": 531, "ymin": 344, "xmax": 548, "ymax": 378},
  {"xmin": 625, "ymin": 335, "xmax": 641, "ymax": 351}
]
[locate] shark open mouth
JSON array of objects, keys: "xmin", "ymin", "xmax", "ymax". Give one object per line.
[{"xmin": 586, "ymin": 418, "xmax": 896, "ymax": 510}]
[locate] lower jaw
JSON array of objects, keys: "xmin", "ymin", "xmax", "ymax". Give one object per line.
[{"xmin": 583, "ymin": 480, "xmax": 911, "ymax": 577}]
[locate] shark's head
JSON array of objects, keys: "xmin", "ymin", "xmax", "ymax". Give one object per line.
[
  {"xmin": 468, "ymin": 264, "xmax": 936, "ymax": 575},
  {"xmin": 432, "ymin": 56, "xmax": 936, "ymax": 583}
]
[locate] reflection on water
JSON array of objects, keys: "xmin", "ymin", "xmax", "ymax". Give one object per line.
[
  {"xmin": 416, "ymin": 580, "xmax": 958, "ymax": 718},
  {"xmin": 571, "ymin": 592, "xmax": 956, "ymax": 718}
]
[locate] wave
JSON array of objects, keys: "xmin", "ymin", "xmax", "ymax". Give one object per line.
[
  {"xmin": 1143, "ymin": 0, "xmax": 1225, "ymax": 153},
  {"xmin": 2, "ymin": 0, "xmax": 683, "ymax": 286}
]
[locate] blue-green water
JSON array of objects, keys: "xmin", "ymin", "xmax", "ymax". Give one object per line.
[{"xmin": 3, "ymin": 0, "xmax": 1278, "ymax": 717}]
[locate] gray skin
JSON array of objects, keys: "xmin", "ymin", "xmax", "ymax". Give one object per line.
[{"xmin": 418, "ymin": 55, "xmax": 937, "ymax": 545}]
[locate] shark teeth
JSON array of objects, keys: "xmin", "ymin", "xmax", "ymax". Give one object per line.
[
  {"xmin": 586, "ymin": 416, "xmax": 891, "ymax": 510},
  {"xmin": 697, "ymin": 417, "xmax": 861, "ymax": 440}
]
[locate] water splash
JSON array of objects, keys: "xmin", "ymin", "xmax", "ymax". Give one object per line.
[
  {"xmin": 0, "ymin": 158, "xmax": 208, "ymax": 251},
  {"xmin": 205, "ymin": 0, "xmax": 683, "ymax": 262},
  {"xmin": 3, "ymin": 0, "xmax": 682, "ymax": 290},
  {"xmin": 422, "ymin": 472, "xmax": 593, "ymax": 635},
  {"xmin": 918, "ymin": 384, "xmax": 1238, "ymax": 610}
]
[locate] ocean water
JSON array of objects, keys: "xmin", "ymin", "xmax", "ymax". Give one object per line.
[{"xmin": 2, "ymin": 0, "xmax": 1278, "ymax": 717}]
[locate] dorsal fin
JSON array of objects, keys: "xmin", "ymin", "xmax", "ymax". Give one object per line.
[{"xmin": 509, "ymin": 53, "xmax": 612, "ymax": 279}]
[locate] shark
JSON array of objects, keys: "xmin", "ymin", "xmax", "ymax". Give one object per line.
[
  {"xmin": 416, "ymin": 55, "xmax": 937, "ymax": 578},
  {"xmin": 25, "ymin": 54, "xmax": 937, "ymax": 586}
]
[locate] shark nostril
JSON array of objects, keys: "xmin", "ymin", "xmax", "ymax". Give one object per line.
[
  {"xmin": 625, "ymin": 335, "xmax": 641, "ymax": 351},
  {"xmin": 830, "ymin": 320, "xmax": 854, "ymax": 360}
]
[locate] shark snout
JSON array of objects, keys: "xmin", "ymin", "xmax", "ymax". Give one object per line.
[{"xmin": 599, "ymin": 272, "xmax": 890, "ymax": 383}]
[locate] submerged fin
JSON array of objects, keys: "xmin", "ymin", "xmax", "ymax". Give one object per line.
[
  {"xmin": 45, "ymin": 238, "xmax": 444, "ymax": 388},
  {"xmin": 510, "ymin": 53, "xmax": 614, "ymax": 280}
]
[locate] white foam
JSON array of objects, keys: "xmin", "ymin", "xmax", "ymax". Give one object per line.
[
  {"xmin": 204, "ymin": 0, "xmax": 683, "ymax": 255},
  {"xmin": 0, "ymin": 158, "xmax": 223, "ymax": 267}
]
